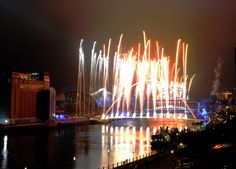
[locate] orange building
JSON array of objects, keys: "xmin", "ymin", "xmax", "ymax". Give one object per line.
[{"xmin": 0, "ymin": 71, "xmax": 55, "ymax": 124}]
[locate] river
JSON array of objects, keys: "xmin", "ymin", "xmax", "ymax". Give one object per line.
[{"xmin": 0, "ymin": 119, "xmax": 200, "ymax": 169}]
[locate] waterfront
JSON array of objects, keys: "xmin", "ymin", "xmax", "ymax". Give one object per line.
[{"xmin": 0, "ymin": 119, "xmax": 198, "ymax": 169}]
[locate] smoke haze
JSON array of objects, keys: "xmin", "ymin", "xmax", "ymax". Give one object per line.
[{"xmin": 211, "ymin": 57, "xmax": 224, "ymax": 95}]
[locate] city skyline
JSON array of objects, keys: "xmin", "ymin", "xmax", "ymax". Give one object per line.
[{"xmin": 1, "ymin": 0, "xmax": 236, "ymax": 99}]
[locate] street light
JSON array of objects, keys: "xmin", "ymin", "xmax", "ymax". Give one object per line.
[
  {"xmin": 73, "ymin": 156, "xmax": 76, "ymax": 168},
  {"xmin": 132, "ymin": 144, "xmax": 135, "ymax": 162},
  {"xmin": 107, "ymin": 148, "xmax": 110, "ymax": 169},
  {"xmin": 171, "ymin": 150, "xmax": 174, "ymax": 169}
]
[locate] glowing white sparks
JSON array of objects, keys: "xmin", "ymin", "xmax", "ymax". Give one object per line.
[{"xmin": 78, "ymin": 32, "xmax": 196, "ymax": 120}]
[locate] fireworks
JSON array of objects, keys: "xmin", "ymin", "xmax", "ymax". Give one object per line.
[{"xmin": 77, "ymin": 32, "xmax": 196, "ymax": 120}]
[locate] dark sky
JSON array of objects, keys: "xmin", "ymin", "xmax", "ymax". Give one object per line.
[{"xmin": 0, "ymin": 0, "xmax": 236, "ymax": 99}]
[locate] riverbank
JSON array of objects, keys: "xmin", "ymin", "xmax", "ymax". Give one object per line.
[
  {"xmin": 0, "ymin": 122, "xmax": 49, "ymax": 135},
  {"xmin": 112, "ymin": 151, "xmax": 172, "ymax": 169},
  {"xmin": 49, "ymin": 118, "xmax": 111, "ymax": 128},
  {"xmin": 0, "ymin": 118, "xmax": 110, "ymax": 134}
]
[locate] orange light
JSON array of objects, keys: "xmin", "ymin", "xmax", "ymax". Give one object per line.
[{"xmin": 212, "ymin": 144, "xmax": 222, "ymax": 150}]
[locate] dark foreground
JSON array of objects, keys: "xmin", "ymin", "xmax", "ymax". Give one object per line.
[{"xmin": 126, "ymin": 117, "xmax": 236, "ymax": 169}]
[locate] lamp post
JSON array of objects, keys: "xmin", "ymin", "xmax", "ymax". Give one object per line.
[
  {"xmin": 171, "ymin": 150, "xmax": 174, "ymax": 169},
  {"xmin": 107, "ymin": 148, "xmax": 110, "ymax": 169},
  {"xmin": 133, "ymin": 151, "xmax": 135, "ymax": 162},
  {"xmin": 133, "ymin": 144, "xmax": 135, "ymax": 162},
  {"xmin": 73, "ymin": 156, "xmax": 76, "ymax": 169}
]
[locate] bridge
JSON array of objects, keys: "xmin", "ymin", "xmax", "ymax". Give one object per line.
[{"xmin": 100, "ymin": 99, "xmax": 208, "ymax": 122}]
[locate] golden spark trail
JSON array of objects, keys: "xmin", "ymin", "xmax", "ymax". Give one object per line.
[{"xmin": 77, "ymin": 32, "xmax": 196, "ymax": 120}]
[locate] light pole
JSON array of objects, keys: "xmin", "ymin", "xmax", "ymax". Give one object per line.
[
  {"xmin": 133, "ymin": 144, "xmax": 135, "ymax": 162},
  {"xmin": 171, "ymin": 150, "xmax": 174, "ymax": 169},
  {"xmin": 107, "ymin": 148, "xmax": 110, "ymax": 169},
  {"xmin": 133, "ymin": 151, "xmax": 135, "ymax": 162},
  {"xmin": 73, "ymin": 156, "xmax": 76, "ymax": 169}
]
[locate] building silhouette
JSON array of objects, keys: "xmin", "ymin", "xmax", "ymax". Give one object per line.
[{"xmin": 56, "ymin": 85, "xmax": 99, "ymax": 116}]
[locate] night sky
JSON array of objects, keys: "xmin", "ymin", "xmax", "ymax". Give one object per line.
[{"xmin": 1, "ymin": 0, "xmax": 236, "ymax": 99}]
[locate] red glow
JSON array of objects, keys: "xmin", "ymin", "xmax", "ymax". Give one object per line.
[{"xmin": 212, "ymin": 144, "xmax": 222, "ymax": 150}]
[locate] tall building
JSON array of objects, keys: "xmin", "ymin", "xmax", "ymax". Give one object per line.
[{"xmin": 0, "ymin": 71, "xmax": 55, "ymax": 124}]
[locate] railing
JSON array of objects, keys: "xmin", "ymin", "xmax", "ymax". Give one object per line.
[{"xmin": 98, "ymin": 151, "xmax": 158, "ymax": 169}]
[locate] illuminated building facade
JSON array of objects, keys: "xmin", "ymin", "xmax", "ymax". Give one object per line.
[{"xmin": 0, "ymin": 71, "xmax": 55, "ymax": 124}]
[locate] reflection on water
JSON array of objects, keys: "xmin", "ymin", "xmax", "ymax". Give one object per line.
[
  {"xmin": 0, "ymin": 119, "xmax": 202, "ymax": 169},
  {"xmin": 1, "ymin": 136, "xmax": 8, "ymax": 169},
  {"xmin": 101, "ymin": 125, "xmax": 151, "ymax": 167},
  {"xmin": 98, "ymin": 118, "xmax": 201, "ymax": 168}
]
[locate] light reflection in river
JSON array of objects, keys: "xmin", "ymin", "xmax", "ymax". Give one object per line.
[
  {"xmin": 1, "ymin": 135, "xmax": 8, "ymax": 169},
  {"xmin": 98, "ymin": 118, "xmax": 201, "ymax": 168},
  {"xmin": 0, "ymin": 119, "xmax": 202, "ymax": 169},
  {"xmin": 101, "ymin": 125, "xmax": 152, "ymax": 167}
]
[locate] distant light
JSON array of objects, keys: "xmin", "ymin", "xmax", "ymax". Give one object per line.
[
  {"xmin": 55, "ymin": 114, "xmax": 66, "ymax": 120},
  {"xmin": 180, "ymin": 143, "xmax": 183, "ymax": 146},
  {"xmin": 212, "ymin": 144, "xmax": 222, "ymax": 150},
  {"xmin": 73, "ymin": 156, "xmax": 76, "ymax": 161},
  {"xmin": 4, "ymin": 120, "xmax": 8, "ymax": 124},
  {"xmin": 24, "ymin": 167, "xmax": 27, "ymax": 169},
  {"xmin": 171, "ymin": 150, "xmax": 174, "ymax": 154}
]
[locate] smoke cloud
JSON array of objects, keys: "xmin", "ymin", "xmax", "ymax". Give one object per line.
[{"xmin": 211, "ymin": 57, "xmax": 224, "ymax": 95}]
